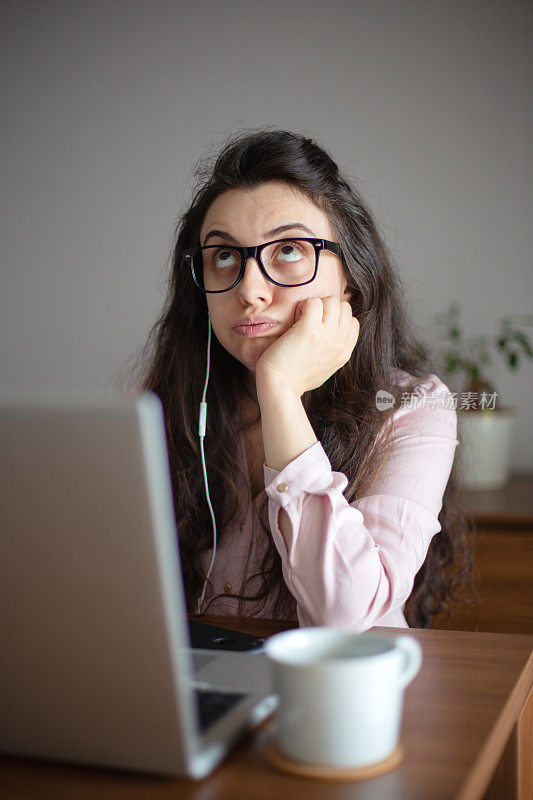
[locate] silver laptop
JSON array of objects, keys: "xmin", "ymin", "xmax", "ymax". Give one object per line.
[{"xmin": 0, "ymin": 392, "xmax": 277, "ymax": 779}]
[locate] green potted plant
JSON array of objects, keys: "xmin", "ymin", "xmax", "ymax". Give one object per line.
[{"xmin": 431, "ymin": 303, "xmax": 533, "ymax": 489}]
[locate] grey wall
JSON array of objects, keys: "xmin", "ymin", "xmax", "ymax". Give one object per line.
[{"xmin": 1, "ymin": 0, "xmax": 532, "ymax": 468}]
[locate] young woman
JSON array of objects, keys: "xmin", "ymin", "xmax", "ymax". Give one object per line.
[{"xmin": 132, "ymin": 128, "xmax": 472, "ymax": 630}]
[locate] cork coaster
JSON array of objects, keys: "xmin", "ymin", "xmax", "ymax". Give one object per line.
[{"xmin": 265, "ymin": 740, "xmax": 404, "ymax": 781}]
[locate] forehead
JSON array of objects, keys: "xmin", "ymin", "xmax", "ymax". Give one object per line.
[{"xmin": 199, "ymin": 180, "xmax": 334, "ymax": 241}]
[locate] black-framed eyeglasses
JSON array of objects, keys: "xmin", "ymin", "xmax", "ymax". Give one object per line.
[{"xmin": 184, "ymin": 237, "xmax": 344, "ymax": 293}]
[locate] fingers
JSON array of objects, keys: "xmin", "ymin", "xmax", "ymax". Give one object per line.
[
  {"xmin": 349, "ymin": 316, "xmax": 360, "ymax": 348},
  {"xmin": 300, "ymin": 295, "xmax": 351, "ymax": 325},
  {"xmin": 340, "ymin": 298, "xmax": 354, "ymax": 328},
  {"xmin": 320, "ymin": 295, "xmax": 342, "ymax": 325},
  {"xmin": 321, "ymin": 297, "xmax": 355, "ymax": 338},
  {"xmin": 297, "ymin": 296, "xmax": 324, "ymax": 323},
  {"xmin": 299, "ymin": 297, "xmax": 358, "ymax": 352}
]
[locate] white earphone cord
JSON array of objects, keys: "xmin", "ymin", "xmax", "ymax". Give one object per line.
[{"xmin": 196, "ymin": 313, "xmax": 217, "ymax": 614}]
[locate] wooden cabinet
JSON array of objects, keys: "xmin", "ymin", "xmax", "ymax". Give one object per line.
[{"xmin": 431, "ymin": 475, "xmax": 533, "ymax": 635}]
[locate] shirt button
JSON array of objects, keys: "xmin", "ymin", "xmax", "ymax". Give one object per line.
[
  {"xmin": 277, "ymin": 483, "xmax": 288, "ymax": 493},
  {"xmin": 224, "ymin": 583, "xmax": 232, "ymax": 593},
  {"xmin": 239, "ymin": 522, "xmax": 244, "ymax": 531}
]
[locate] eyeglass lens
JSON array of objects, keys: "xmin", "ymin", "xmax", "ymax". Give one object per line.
[{"xmin": 194, "ymin": 239, "xmax": 316, "ymax": 291}]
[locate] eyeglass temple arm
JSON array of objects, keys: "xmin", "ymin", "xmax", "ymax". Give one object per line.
[{"xmin": 323, "ymin": 240, "xmax": 344, "ymax": 258}]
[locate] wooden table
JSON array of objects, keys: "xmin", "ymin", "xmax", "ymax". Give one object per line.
[
  {"xmin": 1, "ymin": 615, "xmax": 532, "ymax": 800},
  {"xmin": 432, "ymin": 474, "xmax": 533, "ymax": 635}
]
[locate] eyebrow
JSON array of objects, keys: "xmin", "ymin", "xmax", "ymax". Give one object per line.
[{"xmin": 202, "ymin": 222, "xmax": 317, "ymax": 246}]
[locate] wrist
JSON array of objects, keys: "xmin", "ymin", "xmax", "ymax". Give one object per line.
[
  {"xmin": 255, "ymin": 368, "xmax": 317, "ymax": 473},
  {"xmin": 255, "ymin": 365, "xmax": 302, "ymax": 402}
]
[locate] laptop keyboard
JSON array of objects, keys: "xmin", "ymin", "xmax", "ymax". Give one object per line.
[
  {"xmin": 194, "ymin": 689, "xmax": 247, "ymax": 732},
  {"xmin": 191, "ymin": 651, "xmax": 218, "ymax": 673}
]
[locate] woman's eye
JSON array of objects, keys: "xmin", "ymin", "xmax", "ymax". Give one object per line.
[
  {"xmin": 214, "ymin": 249, "xmax": 238, "ymax": 269},
  {"xmin": 277, "ymin": 243, "xmax": 302, "ymax": 262}
]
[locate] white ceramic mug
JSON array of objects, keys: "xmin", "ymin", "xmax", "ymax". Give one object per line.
[{"xmin": 264, "ymin": 627, "xmax": 423, "ymax": 769}]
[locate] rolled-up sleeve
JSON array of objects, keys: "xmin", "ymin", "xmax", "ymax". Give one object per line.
[{"xmin": 263, "ymin": 376, "xmax": 458, "ymax": 630}]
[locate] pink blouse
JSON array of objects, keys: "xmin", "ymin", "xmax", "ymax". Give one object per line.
[{"xmin": 199, "ymin": 372, "xmax": 458, "ymax": 630}]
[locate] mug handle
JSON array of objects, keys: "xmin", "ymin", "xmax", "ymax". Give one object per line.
[{"xmin": 394, "ymin": 636, "xmax": 423, "ymax": 689}]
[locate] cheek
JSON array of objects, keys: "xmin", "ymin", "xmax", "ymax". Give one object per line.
[
  {"xmin": 282, "ymin": 288, "xmax": 314, "ymax": 318},
  {"xmin": 286, "ymin": 285, "xmax": 330, "ymax": 321}
]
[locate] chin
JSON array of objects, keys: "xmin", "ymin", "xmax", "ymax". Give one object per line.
[{"xmin": 246, "ymin": 337, "xmax": 273, "ymax": 356}]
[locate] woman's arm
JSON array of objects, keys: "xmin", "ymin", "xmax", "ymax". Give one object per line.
[
  {"xmin": 253, "ymin": 296, "xmax": 458, "ymax": 630},
  {"xmin": 256, "ymin": 371, "xmax": 318, "ymax": 548},
  {"xmin": 254, "ymin": 295, "xmax": 358, "ymax": 549},
  {"xmin": 258, "ymin": 374, "xmax": 458, "ymax": 630}
]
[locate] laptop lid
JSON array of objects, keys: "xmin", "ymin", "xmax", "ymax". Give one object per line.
[{"xmin": 0, "ymin": 393, "xmax": 274, "ymax": 778}]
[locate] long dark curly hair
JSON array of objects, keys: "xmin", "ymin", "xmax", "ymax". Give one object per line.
[{"xmin": 125, "ymin": 127, "xmax": 476, "ymax": 628}]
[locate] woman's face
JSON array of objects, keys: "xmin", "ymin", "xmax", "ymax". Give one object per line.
[{"xmin": 199, "ymin": 180, "xmax": 352, "ymax": 387}]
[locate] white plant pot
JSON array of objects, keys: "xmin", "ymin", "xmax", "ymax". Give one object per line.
[{"xmin": 457, "ymin": 408, "xmax": 515, "ymax": 490}]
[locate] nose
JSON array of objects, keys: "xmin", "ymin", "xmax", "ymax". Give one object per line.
[{"xmin": 236, "ymin": 255, "xmax": 273, "ymax": 304}]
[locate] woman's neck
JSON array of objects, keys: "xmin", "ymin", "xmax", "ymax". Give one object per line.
[
  {"xmin": 244, "ymin": 370, "xmax": 258, "ymax": 402},
  {"xmin": 239, "ymin": 394, "xmax": 260, "ymax": 424}
]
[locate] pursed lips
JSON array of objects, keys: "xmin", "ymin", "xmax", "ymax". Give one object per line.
[{"xmin": 233, "ymin": 321, "xmax": 280, "ymax": 337}]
